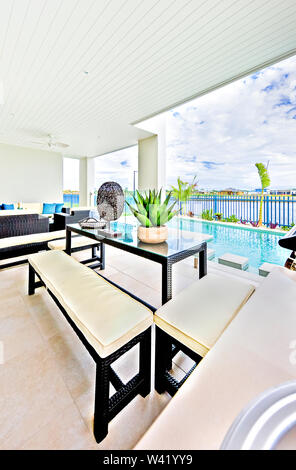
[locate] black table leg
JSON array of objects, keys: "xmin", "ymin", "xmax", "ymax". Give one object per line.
[
  {"xmin": 66, "ymin": 227, "xmax": 72, "ymax": 255},
  {"xmin": 100, "ymin": 243, "xmax": 106, "ymax": 270},
  {"xmin": 161, "ymin": 260, "xmax": 173, "ymax": 305},
  {"xmin": 199, "ymin": 243, "xmax": 207, "ymax": 279}
]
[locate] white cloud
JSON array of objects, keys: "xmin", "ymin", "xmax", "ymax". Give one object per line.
[
  {"xmin": 95, "ymin": 146, "xmax": 138, "ymax": 190},
  {"xmin": 166, "ymin": 55, "xmax": 296, "ymax": 190},
  {"xmin": 93, "ymin": 56, "xmax": 296, "ymax": 192}
]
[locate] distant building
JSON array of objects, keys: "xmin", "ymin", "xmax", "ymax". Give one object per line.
[
  {"xmin": 269, "ymin": 189, "xmax": 296, "ymax": 195},
  {"xmin": 218, "ymin": 188, "xmax": 245, "ymax": 195},
  {"xmin": 253, "ymin": 188, "xmax": 269, "ymax": 194}
]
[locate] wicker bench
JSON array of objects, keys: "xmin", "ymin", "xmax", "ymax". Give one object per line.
[
  {"xmin": 28, "ymin": 250, "xmax": 153, "ymax": 443},
  {"xmin": 0, "ymin": 230, "xmax": 66, "ymax": 269},
  {"xmin": 48, "ymin": 236, "xmax": 105, "ymax": 270},
  {"xmin": 154, "ymin": 273, "xmax": 255, "ymax": 396}
]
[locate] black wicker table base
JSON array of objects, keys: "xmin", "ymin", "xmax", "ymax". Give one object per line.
[
  {"xmin": 62, "ymin": 242, "xmax": 105, "ymax": 271},
  {"xmin": 28, "ymin": 263, "xmax": 152, "ymax": 443},
  {"xmin": 155, "ymin": 326, "xmax": 202, "ymax": 397},
  {"xmin": 0, "ymin": 240, "xmax": 105, "ymax": 271}
]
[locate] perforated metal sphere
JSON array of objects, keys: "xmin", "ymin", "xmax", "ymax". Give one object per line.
[{"xmin": 97, "ymin": 182, "xmax": 124, "ymax": 221}]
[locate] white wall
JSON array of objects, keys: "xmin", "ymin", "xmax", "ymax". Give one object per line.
[{"xmin": 0, "ymin": 143, "xmax": 63, "ymax": 203}]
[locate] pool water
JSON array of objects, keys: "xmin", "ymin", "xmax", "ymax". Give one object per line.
[{"xmin": 169, "ymin": 218, "xmax": 288, "ymax": 273}]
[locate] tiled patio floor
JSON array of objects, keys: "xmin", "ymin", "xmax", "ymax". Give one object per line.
[{"xmin": 0, "ymin": 246, "xmax": 261, "ymax": 450}]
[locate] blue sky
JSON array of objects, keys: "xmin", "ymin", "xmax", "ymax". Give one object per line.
[{"xmin": 94, "ymin": 54, "xmax": 296, "ymax": 191}]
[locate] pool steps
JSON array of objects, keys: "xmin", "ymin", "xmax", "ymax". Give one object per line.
[
  {"xmin": 259, "ymin": 262, "xmax": 279, "ymax": 277},
  {"xmin": 218, "ymin": 253, "xmax": 249, "ymax": 271}
]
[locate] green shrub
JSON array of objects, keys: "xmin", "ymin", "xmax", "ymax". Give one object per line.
[
  {"xmin": 201, "ymin": 209, "xmax": 213, "ymax": 221},
  {"xmin": 281, "ymin": 223, "xmax": 294, "ymax": 231},
  {"xmin": 226, "ymin": 214, "xmax": 239, "ymax": 223}
]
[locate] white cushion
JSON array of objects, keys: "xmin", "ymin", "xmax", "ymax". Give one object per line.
[
  {"xmin": 70, "ymin": 206, "xmax": 96, "ymax": 214},
  {"xmin": 0, "ymin": 231, "xmax": 66, "ymax": 249},
  {"xmin": 135, "ymin": 268, "xmax": 296, "ymax": 450},
  {"xmin": 48, "ymin": 236, "xmax": 99, "ymax": 251},
  {"xmin": 28, "ymin": 250, "xmax": 153, "ymax": 358},
  {"xmin": 155, "ymin": 273, "xmax": 255, "ymax": 357},
  {"xmin": 0, "ymin": 209, "xmax": 40, "ymax": 216},
  {"xmin": 22, "ymin": 203, "xmax": 43, "ymax": 213}
]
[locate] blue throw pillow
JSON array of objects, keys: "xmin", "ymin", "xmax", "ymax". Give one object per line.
[
  {"xmin": 2, "ymin": 203, "xmax": 15, "ymax": 210},
  {"xmin": 42, "ymin": 203, "xmax": 56, "ymax": 214},
  {"xmin": 55, "ymin": 203, "xmax": 64, "ymax": 213}
]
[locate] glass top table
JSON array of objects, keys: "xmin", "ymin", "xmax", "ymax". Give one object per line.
[{"xmin": 66, "ymin": 222, "xmax": 212, "ymax": 305}]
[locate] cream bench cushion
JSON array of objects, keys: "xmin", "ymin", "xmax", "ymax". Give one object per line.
[
  {"xmin": 28, "ymin": 250, "xmax": 153, "ymax": 358},
  {"xmin": 0, "ymin": 230, "xmax": 66, "ymax": 249},
  {"xmin": 136, "ymin": 268, "xmax": 296, "ymax": 450},
  {"xmin": 155, "ymin": 273, "xmax": 255, "ymax": 357},
  {"xmin": 48, "ymin": 236, "xmax": 99, "ymax": 251}
]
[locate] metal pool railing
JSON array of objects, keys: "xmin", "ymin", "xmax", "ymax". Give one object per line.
[
  {"xmin": 179, "ymin": 195, "xmax": 296, "ymax": 227},
  {"xmin": 63, "ymin": 192, "xmax": 296, "ymax": 227}
]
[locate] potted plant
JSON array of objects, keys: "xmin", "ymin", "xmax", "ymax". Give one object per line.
[{"xmin": 126, "ymin": 189, "xmax": 178, "ymax": 244}]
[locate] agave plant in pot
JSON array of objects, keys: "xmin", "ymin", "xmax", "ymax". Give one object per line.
[{"xmin": 126, "ymin": 189, "xmax": 179, "ymax": 244}]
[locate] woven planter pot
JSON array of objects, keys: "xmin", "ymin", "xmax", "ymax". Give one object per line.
[{"xmin": 137, "ymin": 225, "xmax": 168, "ymax": 244}]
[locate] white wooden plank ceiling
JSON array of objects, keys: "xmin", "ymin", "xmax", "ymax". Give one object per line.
[{"xmin": 0, "ymin": 0, "xmax": 296, "ymax": 157}]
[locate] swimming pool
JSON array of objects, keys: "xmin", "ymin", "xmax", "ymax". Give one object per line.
[{"xmin": 170, "ymin": 218, "xmax": 288, "ymax": 273}]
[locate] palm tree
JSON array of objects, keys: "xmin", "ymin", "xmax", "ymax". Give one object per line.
[
  {"xmin": 255, "ymin": 163, "xmax": 271, "ymax": 227},
  {"xmin": 171, "ymin": 175, "xmax": 197, "ymax": 215}
]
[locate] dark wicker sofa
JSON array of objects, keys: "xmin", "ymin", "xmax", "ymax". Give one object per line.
[
  {"xmin": 0, "ymin": 214, "xmax": 49, "ymax": 239},
  {"xmin": 0, "ymin": 210, "xmax": 92, "ymax": 269},
  {"xmin": 0, "ymin": 214, "xmax": 50, "ymax": 268}
]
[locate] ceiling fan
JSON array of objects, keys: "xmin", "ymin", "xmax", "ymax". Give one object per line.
[{"xmin": 29, "ymin": 134, "xmax": 69, "ymax": 150}]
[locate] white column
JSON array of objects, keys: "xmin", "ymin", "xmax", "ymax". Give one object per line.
[
  {"xmin": 87, "ymin": 157, "xmax": 95, "ymax": 206},
  {"xmin": 79, "ymin": 157, "xmax": 96, "ymax": 207},
  {"xmin": 137, "ymin": 114, "xmax": 166, "ymax": 192},
  {"xmin": 79, "ymin": 158, "xmax": 87, "ymax": 206},
  {"xmin": 138, "ymin": 135, "xmax": 158, "ymax": 191}
]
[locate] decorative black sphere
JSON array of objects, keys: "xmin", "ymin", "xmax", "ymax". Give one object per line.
[{"xmin": 97, "ymin": 182, "xmax": 124, "ymax": 222}]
